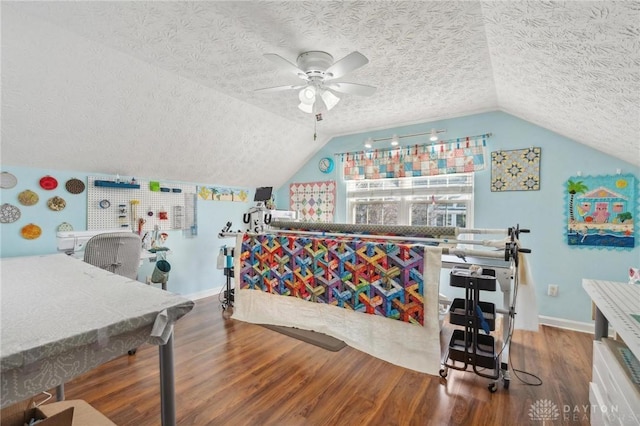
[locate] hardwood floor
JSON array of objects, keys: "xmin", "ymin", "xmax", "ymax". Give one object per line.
[{"xmin": 59, "ymin": 296, "xmax": 593, "ymax": 425}]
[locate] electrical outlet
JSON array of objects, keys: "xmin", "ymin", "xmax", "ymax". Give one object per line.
[{"xmin": 547, "ymin": 284, "xmax": 559, "ymax": 297}]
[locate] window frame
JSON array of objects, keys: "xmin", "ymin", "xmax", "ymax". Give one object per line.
[{"xmin": 346, "ymin": 174, "xmax": 474, "ymax": 227}]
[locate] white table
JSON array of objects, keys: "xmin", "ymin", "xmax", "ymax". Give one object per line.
[
  {"xmin": 583, "ymin": 279, "xmax": 640, "ymax": 425},
  {"xmin": 583, "ymin": 279, "xmax": 640, "ymax": 355},
  {"xmin": 0, "ymin": 254, "xmax": 194, "ymax": 425}
]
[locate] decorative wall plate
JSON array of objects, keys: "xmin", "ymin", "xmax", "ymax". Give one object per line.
[
  {"xmin": 21, "ymin": 223, "xmax": 42, "ymax": 239},
  {"xmin": 65, "ymin": 178, "xmax": 85, "ymax": 194},
  {"xmin": 57, "ymin": 222, "xmax": 73, "ymax": 232},
  {"xmin": 47, "ymin": 196, "xmax": 66, "ymax": 211},
  {"xmin": 0, "ymin": 203, "xmax": 21, "ymax": 223},
  {"xmin": 18, "ymin": 190, "xmax": 39, "ymax": 206},
  {"xmin": 39, "ymin": 175, "xmax": 58, "ymax": 190},
  {"xmin": 0, "ymin": 172, "xmax": 17, "ymax": 189}
]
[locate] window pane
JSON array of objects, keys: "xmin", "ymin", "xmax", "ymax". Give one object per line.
[
  {"xmin": 382, "ymin": 203, "xmax": 399, "ymax": 225},
  {"xmin": 368, "ymin": 204, "xmax": 382, "ymax": 224},
  {"xmin": 410, "ymin": 203, "xmax": 429, "ymax": 226},
  {"xmin": 354, "ymin": 204, "xmax": 368, "ymax": 224}
]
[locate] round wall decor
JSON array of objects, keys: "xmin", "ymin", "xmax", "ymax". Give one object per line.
[
  {"xmin": 0, "ymin": 203, "xmax": 21, "ymax": 223},
  {"xmin": 318, "ymin": 157, "xmax": 335, "ymax": 173},
  {"xmin": 39, "ymin": 175, "xmax": 58, "ymax": 190},
  {"xmin": 57, "ymin": 222, "xmax": 74, "ymax": 232},
  {"xmin": 65, "ymin": 178, "xmax": 85, "ymax": 194},
  {"xmin": 0, "ymin": 172, "xmax": 17, "ymax": 189},
  {"xmin": 18, "ymin": 190, "xmax": 39, "ymax": 206},
  {"xmin": 47, "ymin": 196, "xmax": 66, "ymax": 211},
  {"xmin": 21, "ymin": 223, "xmax": 42, "ymax": 240}
]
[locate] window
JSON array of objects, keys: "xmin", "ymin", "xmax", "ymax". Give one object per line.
[{"xmin": 346, "ymin": 174, "xmax": 474, "ymax": 227}]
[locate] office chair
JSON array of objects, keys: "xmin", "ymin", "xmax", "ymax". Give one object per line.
[
  {"xmin": 83, "ymin": 232, "xmax": 142, "ymax": 280},
  {"xmin": 83, "ymin": 231, "xmax": 143, "ymax": 357}
]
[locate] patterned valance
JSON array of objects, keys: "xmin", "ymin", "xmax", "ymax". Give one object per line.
[{"xmin": 340, "ymin": 135, "xmax": 489, "ymax": 180}]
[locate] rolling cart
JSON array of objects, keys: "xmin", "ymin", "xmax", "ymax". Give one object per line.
[
  {"xmin": 439, "ymin": 224, "xmax": 531, "ymax": 392},
  {"xmin": 439, "ymin": 267, "xmax": 503, "ymax": 392}
]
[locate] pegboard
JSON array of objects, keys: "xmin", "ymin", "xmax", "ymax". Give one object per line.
[{"xmin": 87, "ymin": 176, "xmax": 196, "ymax": 233}]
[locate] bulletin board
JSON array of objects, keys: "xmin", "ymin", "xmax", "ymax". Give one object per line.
[{"xmin": 87, "ymin": 177, "xmax": 196, "ymax": 233}]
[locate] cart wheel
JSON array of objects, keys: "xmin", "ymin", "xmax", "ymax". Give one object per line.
[
  {"xmin": 488, "ymin": 382, "xmax": 497, "ymax": 393},
  {"xmin": 503, "ymin": 378, "xmax": 510, "ymax": 389},
  {"xmin": 128, "ymin": 349, "xmax": 137, "ymax": 356},
  {"xmin": 439, "ymin": 368, "xmax": 448, "ymax": 378}
]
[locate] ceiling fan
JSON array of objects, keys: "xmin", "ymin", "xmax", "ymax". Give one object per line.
[{"xmin": 255, "ymin": 51, "xmax": 376, "ymax": 114}]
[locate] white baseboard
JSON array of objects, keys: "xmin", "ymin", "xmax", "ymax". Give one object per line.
[
  {"xmin": 185, "ymin": 285, "xmax": 224, "ymax": 301},
  {"xmin": 538, "ymin": 315, "xmax": 614, "ymax": 335}
]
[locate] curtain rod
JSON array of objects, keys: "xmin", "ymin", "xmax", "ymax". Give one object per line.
[{"xmin": 334, "ymin": 132, "xmax": 492, "ymax": 156}]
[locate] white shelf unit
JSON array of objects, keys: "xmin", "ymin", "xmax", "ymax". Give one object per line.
[{"xmin": 583, "ymin": 279, "xmax": 640, "ymax": 426}]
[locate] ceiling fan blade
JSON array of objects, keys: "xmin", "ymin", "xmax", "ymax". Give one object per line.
[
  {"xmin": 325, "ymin": 82, "xmax": 377, "ymax": 97},
  {"xmin": 264, "ymin": 53, "xmax": 309, "ymax": 80},
  {"xmin": 254, "ymin": 84, "xmax": 306, "ymax": 93},
  {"xmin": 324, "ymin": 51, "xmax": 368, "ymax": 79}
]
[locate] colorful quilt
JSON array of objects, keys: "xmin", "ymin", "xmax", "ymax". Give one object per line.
[
  {"xmin": 289, "ymin": 181, "xmax": 336, "ymax": 222},
  {"xmin": 342, "ymin": 138, "xmax": 486, "ymax": 180},
  {"xmin": 239, "ymin": 233, "xmax": 427, "ymax": 325},
  {"xmin": 491, "ymin": 147, "xmax": 541, "ymax": 191}
]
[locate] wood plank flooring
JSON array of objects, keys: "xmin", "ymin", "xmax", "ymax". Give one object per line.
[{"xmin": 58, "ymin": 296, "xmax": 593, "ymax": 425}]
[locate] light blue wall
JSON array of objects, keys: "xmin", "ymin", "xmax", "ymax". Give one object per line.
[
  {"xmin": 275, "ymin": 111, "xmax": 640, "ymax": 324},
  {"xmin": 0, "ymin": 165, "xmax": 253, "ymax": 297}
]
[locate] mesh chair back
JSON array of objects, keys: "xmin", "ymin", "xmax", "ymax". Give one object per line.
[{"xmin": 83, "ymin": 232, "xmax": 142, "ymax": 280}]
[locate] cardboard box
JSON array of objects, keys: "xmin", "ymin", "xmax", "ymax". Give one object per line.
[
  {"xmin": 1, "ymin": 399, "xmax": 115, "ymax": 426},
  {"xmin": 39, "ymin": 400, "xmax": 116, "ymax": 426},
  {"xmin": 0, "ymin": 398, "xmax": 74, "ymax": 426}
]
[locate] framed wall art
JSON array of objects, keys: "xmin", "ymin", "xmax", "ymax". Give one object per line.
[
  {"xmin": 565, "ymin": 174, "xmax": 636, "ymax": 249},
  {"xmin": 491, "ymin": 147, "xmax": 541, "ymax": 191}
]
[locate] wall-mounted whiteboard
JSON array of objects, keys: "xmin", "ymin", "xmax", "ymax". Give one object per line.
[{"xmin": 87, "ymin": 176, "xmax": 196, "ymax": 233}]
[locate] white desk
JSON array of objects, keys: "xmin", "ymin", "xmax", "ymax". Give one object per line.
[
  {"xmin": 0, "ymin": 254, "xmax": 194, "ymax": 425},
  {"xmin": 583, "ymin": 279, "xmax": 640, "ymax": 355},
  {"xmin": 583, "ymin": 279, "xmax": 640, "ymax": 425}
]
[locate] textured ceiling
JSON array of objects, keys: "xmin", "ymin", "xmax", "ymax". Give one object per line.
[{"xmin": 2, "ymin": 1, "xmax": 639, "ymax": 187}]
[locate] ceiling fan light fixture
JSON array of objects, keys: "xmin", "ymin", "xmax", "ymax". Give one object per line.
[
  {"xmin": 298, "ymin": 102, "xmax": 314, "ymax": 113},
  {"xmin": 299, "ymin": 86, "xmax": 316, "ymax": 105},
  {"xmin": 321, "ymin": 90, "xmax": 340, "ymax": 111}
]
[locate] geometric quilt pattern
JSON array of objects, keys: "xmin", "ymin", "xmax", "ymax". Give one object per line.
[
  {"xmin": 289, "ymin": 180, "xmax": 336, "ymax": 222},
  {"xmin": 239, "ymin": 233, "xmax": 427, "ymax": 325},
  {"xmin": 491, "ymin": 147, "xmax": 541, "ymax": 191}
]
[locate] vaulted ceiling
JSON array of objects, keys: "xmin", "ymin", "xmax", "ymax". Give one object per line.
[{"xmin": 2, "ymin": 1, "xmax": 638, "ymax": 187}]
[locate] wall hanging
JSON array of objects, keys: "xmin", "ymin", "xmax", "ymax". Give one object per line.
[
  {"xmin": 289, "ymin": 180, "xmax": 336, "ymax": 222},
  {"xmin": 197, "ymin": 186, "xmax": 249, "ymax": 202},
  {"xmin": 65, "ymin": 178, "xmax": 85, "ymax": 194},
  {"xmin": 340, "ymin": 134, "xmax": 489, "ymax": 180},
  {"xmin": 565, "ymin": 173, "xmax": 637, "ymax": 249},
  {"xmin": 1, "ymin": 172, "xmax": 18, "ymax": 189},
  {"xmin": 491, "ymin": 147, "xmax": 541, "ymax": 191},
  {"xmin": 0, "ymin": 203, "xmax": 21, "ymax": 223}
]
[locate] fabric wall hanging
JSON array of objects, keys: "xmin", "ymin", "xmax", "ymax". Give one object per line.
[
  {"xmin": 565, "ymin": 174, "xmax": 636, "ymax": 249},
  {"xmin": 491, "ymin": 147, "xmax": 541, "ymax": 191},
  {"xmin": 341, "ymin": 135, "xmax": 487, "ymax": 181},
  {"xmin": 289, "ymin": 180, "xmax": 336, "ymax": 222},
  {"xmin": 197, "ymin": 186, "xmax": 248, "ymax": 202}
]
